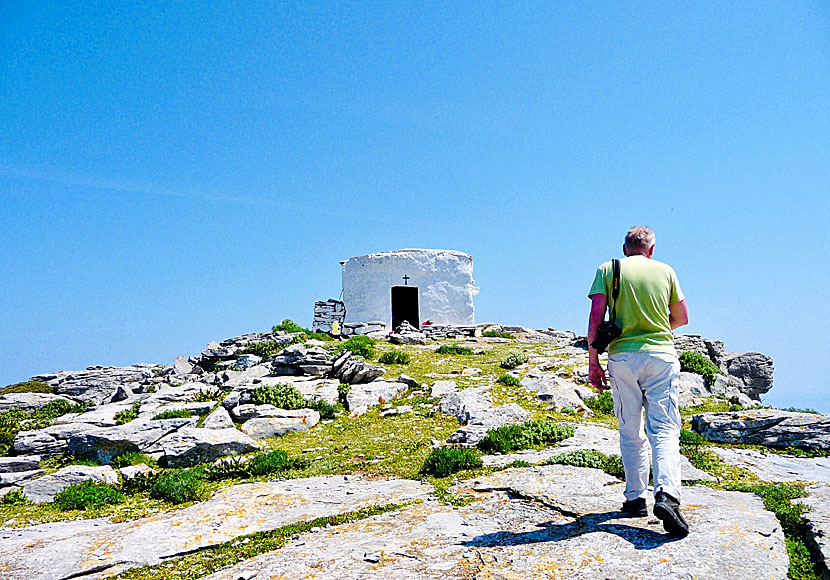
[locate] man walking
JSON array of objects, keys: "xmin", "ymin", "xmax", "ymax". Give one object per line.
[{"xmin": 587, "ymin": 226, "xmax": 690, "ymax": 537}]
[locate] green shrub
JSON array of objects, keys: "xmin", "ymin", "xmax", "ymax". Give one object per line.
[
  {"xmin": 583, "ymin": 390, "xmax": 615, "ymax": 415},
  {"xmin": 305, "ymin": 331, "xmax": 334, "ymax": 342},
  {"xmin": 110, "ymin": 452, "xmax": 156, "ymax": 469},
  {"xmin": 242, "ymin": 341, "xmax": 287, "ymax": 359},
  {"xmin": 152, "ymin": 409, "xmax": 192, "ymax": 420},
  {"xmin": 482, "ymin": 330, "xmax": 514, "ymax": 339},
  {"xmin": 115, "ymin": 402, "xmax": 142, "ymax": 425},
  {"xmin": 54, "ymin": 480, "xmax": 125, "ymax": 511},
  {"xmin": 435, "ymin": 345, "xmax": 473, "ymax": 355},
  {"xmin": 499, "ymin": 352, "xmax": 529, "ymax": 369},
  {"xmin": 680, "ymin": 429, "xmax": 709, "ymax": 448},
  {"xmin": 780, "ymin": 407, "xmax": 821, "ymax": 415},
  {"xmin": 478, "ymin": 421, "xmax": 575, "ymax": 454},
  {"xmin": 273, "ymin": 319, "xmax": 306, "ymax": 334},
  {"xmin": 205, "ymin": 450, "xmax": 309, "ymax": 481},
  {"xmin": 496, "ymin": 374, "xmax": 521, "ymax": 387},
  {"xmin": 378, "ymin": 351, "xmax": 411, "ymax": 365},
  {"xmin": 306, "ymin": 398, "xmax": 339, "ymax": 420},
  {"xmin": 545, "ymin": 449, "xmax": 625, "ymax": 479},
  {"xmin": 504, "ymin": 460, "xmax": 532, "ymax": 468},
  {"xmin": 0, "ymin": 380, "xmax": 54, "ymax": 395},
  {"xmin": 149, "ymin": 469, "xmax": 210, "ymax": 504},
  {"xmin": 120, "ymin": 471, "xmax": 159, "ymax": 495},
  {"xmin": 0, "ymin": 488, "xmax": 30, "ymax": 506},
  {"xmin": 193, "ymin": 388, "xmax": 224, "ymax": 402},
  {"xmin": 251, "ymin": 384, "xmax": 305, "ymax": 409},
  {"xmin": 336, "ymin": 336, "xmax": 376, "ymax": 359},
  {"xmin": 337, "ymin": 383, "xmax": 351, "ymax": 407},
  {"xmin": 421, "ymin": 447, "xmax": 483, "ymax": 477},
  {"xmin": 679, "ymin": 352, "xmax": 722, "ymax": 387}
]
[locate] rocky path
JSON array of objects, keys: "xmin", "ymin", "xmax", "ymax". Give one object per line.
[
  {"xmin": 0, "ymin": 476, "xmax": 432, "ymax": 580},
  {"xmin": 203, "ymin": 465, "xmax": 788, "ymax": 580}
]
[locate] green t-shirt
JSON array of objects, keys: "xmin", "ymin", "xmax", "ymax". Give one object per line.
[{"xmin": 588, "ymin": 255, "xmax": 684, "ymax": 355}]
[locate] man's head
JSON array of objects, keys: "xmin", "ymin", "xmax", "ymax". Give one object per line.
[{"xmin": 623, "ymin": 226, "xmax": 655, "ymax": 258}]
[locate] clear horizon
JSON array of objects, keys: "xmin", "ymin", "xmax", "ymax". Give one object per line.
[{"xmin": 1, "ymin": 2, "xmax": 828, "ymax": 411}]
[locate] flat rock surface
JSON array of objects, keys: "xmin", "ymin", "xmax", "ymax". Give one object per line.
[
  {"xmin": 204, "ymin": 465, "xmax": 787, "ymax": 580},
  {"xmin": 0, "ymin": 475, "xmax": 433, "ymax": 580},
  {"xmin": 796, "ymin": 485, "xmax": 830, "ymax": 574},
  {"xmin": 712, "ymin": 447, "xmax": 830, "ymax": 483}
]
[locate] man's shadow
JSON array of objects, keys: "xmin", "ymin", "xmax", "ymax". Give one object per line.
[{"xmin": 461, "ymin": 511, "xmax": 680, "ymax": 550}]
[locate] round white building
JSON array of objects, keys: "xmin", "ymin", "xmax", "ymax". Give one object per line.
[{"xmin": 341, "ymin": 249, "xmax": 478, "ymax": 329}]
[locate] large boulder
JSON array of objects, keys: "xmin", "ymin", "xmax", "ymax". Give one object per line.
[
  {"xmin": 692, "ymin": 409, "xmax": 830, "ymax": 450},
  {"xmin": 439, "ymin": 387, "xmax": 492, "ymax": 424},
  {"xmin": 156, "ymin": 427, "xmax": 259, "ymax": 467},
  {"xmin": 13, "ymin": 423, "xmax": 98, "ymax": 457},
  {"xmin": 32, "ymin": 365, "xmax": 157, "ymax": 405},
  {"xmin": 674, "ymin": 334, "xmax": 726, "ymax": 368},
  {"xmin": 66, "ymin": 418, "xmax": 194, "ymax": 463},
  {"xmin": 447, "ymin": 403, "xmax": 530, "ymax": 445},
  {"xmin": 270, "ymin": 344, "xmax": 334, "ymax": 377},
  {"xmin": 520, "ymin": 373, "xmax": 593, "ymax": 414},
  {"xmin": 346, "ymin": 381, "xmax": 409, "ymax": 415},
  {"xmin": 723, "ymin": 352, "xmax": 774, "ymax": 400},
  {"xmin": 331, "ymin": 351, "xmax": 385, "ymax": 384},
  {"xmin": 240, "ymin": 409, "xmax": 321, "ymax": 439},
  {"xmin": 21, "ymin": 465, "xmax": 119, "ymax": 503},
  {"xmin": 201, "ymin": 406, "xmax": 235, "ymax": 429},
  {"xmin": 0, "ymin": 455, "xmax": 41, "ymax": 473}
]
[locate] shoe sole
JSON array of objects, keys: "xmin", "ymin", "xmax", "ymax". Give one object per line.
[
  {"xmin": 621, "ymin": 509, "xmax": 648, "ymax": 517},
  {"xmin": 654, "ymin": 503, "xmax": 689, "ymax": 538}
]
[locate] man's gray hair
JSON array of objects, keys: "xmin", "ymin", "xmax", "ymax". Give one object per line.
[{"xmin": 624, "ymin": 226, "xmax": 655, "ymax": 252}]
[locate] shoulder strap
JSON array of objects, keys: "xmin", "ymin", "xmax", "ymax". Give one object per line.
[{"xmin": 610, "ymin": 259, "xmax": 621, "ymax": 322}]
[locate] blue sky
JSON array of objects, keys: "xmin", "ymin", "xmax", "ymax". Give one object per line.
[{"xmin": 1, "ymin": 2, "xmax": 828, "ymax": 410}]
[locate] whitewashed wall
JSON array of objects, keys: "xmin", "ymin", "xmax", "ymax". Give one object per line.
[{"xmin": 341, "ymin": 249, "xmax": 477, "ymax": 327}]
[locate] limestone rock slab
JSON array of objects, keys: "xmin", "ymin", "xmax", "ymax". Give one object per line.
[
  {"xmin": 346, "ymin": 380, "xmax": 408, "ymax": 414},
  {"xmin": 0, "ymin": 475, "xmax": 432, "ymax": 580},
  {"xmin": 156, "ymin": 427, "xmax": 259, "ymax": 467},
  {"xmin": 0, "ymin": 392, "xmax": 76, "ymax": 413},
  {"xmin": 13, "ymin": 423, "xmax": 98, "ymax": 457},
  {"xmin": 66, "ymin": 418, "xmax": 194, "ymax": 463},
  {"xmin": 201, "ymin": 406, "xmax": 235, "ymax": 429},
  {"xmin": 204, "ymin": 466, "xmax": 786, "ymax": 580},
  {"xmin": 796, "ymin": 485, "xmax": 830, "ymax": 575},
  {"xmin": 711, "ymin": 447, "xmax": 830, "ymax": 483},
  {"xmin": 692, "ymin": 409, "xmax": 830, "ymax": 449},
  {"xmin": 0, "ymin": 456, "xmax": 41, "ymax": 473},
  {"xmin": 240, "ymin": 409, "xmax": 320, "ymax": 439}
]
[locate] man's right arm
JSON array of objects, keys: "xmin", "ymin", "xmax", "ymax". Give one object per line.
[
  {"xmin": 588, "ymin": 293, "xmax": 609, "ymax": 390},
  {"xmin": 669, "ymin": 299, "xmax": 689, "ymax": 330}
]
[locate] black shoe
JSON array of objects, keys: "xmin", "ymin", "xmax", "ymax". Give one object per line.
[
  {"xmin": 621, "ymin": 497, "xmax": 647, "ymax": 517},
  {"xmin": 653, "ymin": 491, "xmax": 689, "ymax": 538}
]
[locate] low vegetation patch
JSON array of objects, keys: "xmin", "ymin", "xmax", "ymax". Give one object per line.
[
  {"xmin": 115, "ymin": 401, "xmax": 142, "ymax": 425},
  {"xmin": 193, "ymin": 388, "xmax": 224, "ymax": 403},
  {"xmin": 335, "ymin": 336, "xmax": 376, "ymax": 359},
  {"xmin": 111, "ymin": 452, "xmax": 157, "ymax": 469},
  {"xmin": 679, "ymin": 352, "xmax": 722, "ymax": 387},
  {"xmin": 780, "ymin": 407, "xmax": 821, "ymax": 415},
  {"xmin": 0, "ymin": 489, "xmax": 30, "ymax": 506},
  {"xmin": 496, "ymin": 374, "xmax": 521, "ymax": 387},
  {"xmin": 251, "ymin": 384, "xmax": 305, "ymax": 409},
  {"xmin": 478, "ymin": 421, "xmax": 575, "ymax": 454},
  {"xmin": 152, "ymin": 409, "xmax": 192, "ymax": 420},
  {"xmin": 435, "ymin": 345, "xmax": 473, "ymax": 355},
  {"xmin": 54, "ymin": 480, "xmax": 126, "ymax": 511},
  {"xmin": 241, "ymin": 340, "xmax": 286, "ymax": 359},
  {"xmin": 378, "ymin": 350, "xmax": 411, "ymax": 365},
  {"xmin": 149, "ymin": 469, "xmax": 210, "ymax": 504},
  {"xmin": 0, "ymin": 380, "xmax": 54, "ymax": 395},
  {"xmin": 421, "ymin": 447, "xmax": 483, "ymax": 477},
  {"xmin": 583, "ymin": 390, "xmax": 615, "ymax": 415},
  {"xmin": 306, "ymin": 398, "xmax": 339, "ymax": 420},
  {"xmin": 337, "ymin": 383, "xmax": 351, "ymax": 407},
  {"xmin": 499, "ymin": 352, "xmax": 529, "ymax": 369},
  {"xmin": 482, "ymin": 330, "xmax": 514, "ymax": 339},
  {"xmin": 544, "ymin": 449, "xmax": 625, "ymax": 479},
  {"xmin": 205, "ymin": 449, "xmax": 309, "ymax": 481}
]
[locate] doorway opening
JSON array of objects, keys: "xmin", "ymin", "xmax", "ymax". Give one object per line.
[{"xmin": 391, "ymin": 285, "xmax": 419, "ymax": 330}]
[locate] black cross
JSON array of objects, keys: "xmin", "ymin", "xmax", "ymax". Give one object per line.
[{"xmin": 402, "ymin": 274, "xmax": 410, "ymax": 285}]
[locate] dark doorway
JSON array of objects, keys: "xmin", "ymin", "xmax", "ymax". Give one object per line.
[{"xmin": 391, "ymin": 285, "xmax": 419, "ymax": 330}]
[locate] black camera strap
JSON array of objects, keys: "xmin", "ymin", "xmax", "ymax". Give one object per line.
[{"xmin": 609, "ymin": 259, "xmax": 621, "ymax": 323}]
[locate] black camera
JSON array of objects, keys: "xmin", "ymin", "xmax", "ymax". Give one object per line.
[{"xmin": 590, "ymin": 320, "xmax": 621, "ymax": 354}]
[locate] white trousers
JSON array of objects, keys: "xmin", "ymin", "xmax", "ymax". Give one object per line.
[{"xmin": 607, "ymin": 352, "xmax": 682, "ymax": 502}]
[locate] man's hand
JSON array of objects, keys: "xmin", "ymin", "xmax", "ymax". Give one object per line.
[{"xmin": 589, "ymin": 362, "xmax": 608, "ymax": 390}]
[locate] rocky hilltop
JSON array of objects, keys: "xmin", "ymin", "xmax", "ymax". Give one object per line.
[{"xmin": 0, "ymin": 322, "xmax": 826, "ymax": 580}]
